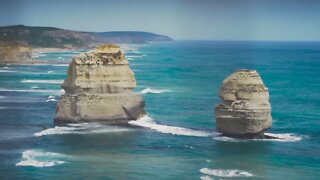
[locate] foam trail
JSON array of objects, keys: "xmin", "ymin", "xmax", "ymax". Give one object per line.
[
  {"xmin": 16, "ymin": 150, "xmax": 66, "ymax": 167},
  {"xmin": 21, "ymin": 79, "xmax": 64, "ymax": 84},
  {"xmin": 200, "ymin": 168, "xmax": 255, "ymax": 178},
  {"xmin": 34, "ymin": 123, "xmax": 133, "ymax": 137},
  {"xmin": 129, "ymin": 115, "xmax": 212, "ymax": 137},
  {"xmin": 264, "ymin": 133, "xmax": 304, "ymax": 142},
  {"xmin": 214, "ymin": 133, "xmax": 304, "ymax": 142},
  {"xmin": 141, "ymin": 88, "xmax": 172, "ymax": 94}
]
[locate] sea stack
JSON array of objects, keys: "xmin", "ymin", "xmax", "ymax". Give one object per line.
[
  {"xmin": 54, "ymin": 44, "xmax": 146, "ymax": 124},
  {"xmin": 215, "ymin": 69, "xmax": 272, "ymax": 138}
]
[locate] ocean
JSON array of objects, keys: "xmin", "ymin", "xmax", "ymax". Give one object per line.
[{"xmin": 0, "ymin": 41, "xmax": 319, "ymax": 179}]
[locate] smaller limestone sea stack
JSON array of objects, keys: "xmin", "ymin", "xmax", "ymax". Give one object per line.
[
  {"xmin": 55, "ymin": 44, "xmax": 146, "ymax": 124},
  {"xmin": 215, "ymin": 69, "xmax": 272, "ymax": 138}
]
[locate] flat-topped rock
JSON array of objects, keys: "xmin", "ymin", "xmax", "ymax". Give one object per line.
[
  {"xmin": 215, "ymin": 69, "xmax": 272, "ymax": 138},
  {"xmin": 55, "ymin": 44, "xmax": 145, "ymax": 124}
]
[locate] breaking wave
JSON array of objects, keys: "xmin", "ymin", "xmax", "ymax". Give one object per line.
[
  {"xmin": 16, "ymin": 150, "xmax": 66, "ymax": 168},
  {"xmin": 21, "ymin": 79, "xmax": 64, "ymax": 84},
  {"xmin": 34, "ymin": 123, "xmax": 133, "ymax": 137},
  {"xmin": 129, "ymin": 115, "xmax": 212, "ymax": 137},
  {"xmin": 141, "ymin": 88, "xmax": 172, "ymax": 94},
  {"xmin": 200, "ymin": 168, "xmax": 255, "ymax": 178},
  {"xmin": 213, "ymin": 133, "xmax": 304, "ymax": 142},
  {"xmin": 45, "ymin": 95, "xmax": 58, "ymax": 102}
]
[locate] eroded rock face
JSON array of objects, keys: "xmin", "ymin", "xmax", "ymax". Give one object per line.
[
  {"xmin": 54, "ymin": 44, "xmax": 145, "ymax": 123},
  {"xmin": 0, "ymin": 41, "xmax": 32, "ymax": 64},
  {"xmin": 215, "ymin": 69, "xmax": 272, "ymax": 138}
]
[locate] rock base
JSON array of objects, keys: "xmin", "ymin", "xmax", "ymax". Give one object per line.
[{"xmin": 55, "ymin": 93, "xmax": 145, "ymax": 124}]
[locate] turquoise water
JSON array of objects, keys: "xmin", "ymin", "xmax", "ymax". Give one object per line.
[{"xmin": 0, "ymin": 41, "xmax": 319, "ymax": 179}]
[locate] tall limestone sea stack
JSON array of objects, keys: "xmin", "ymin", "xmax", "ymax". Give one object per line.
[
  {"xmin": 54, "ymin": 44, "xmax": 146, "ymax": 123},
  {"xmin": 215, "ymin": 69, "xmax": 272, "ymax": 138}
]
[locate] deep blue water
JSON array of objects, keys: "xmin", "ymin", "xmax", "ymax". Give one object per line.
[{"xmin": 0, "ymin": 41, "xmax": 319, "ymax": 179}]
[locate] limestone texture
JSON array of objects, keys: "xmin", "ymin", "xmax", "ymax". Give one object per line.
[
  {"xmin": 215, "ymin": 69, "xmax": 272, "ymax": 138},
  {"xmin": 0, "ymin": 41, "xmax": 32, "ymax": 64},
  {"xmin": 55, "ymin": 44, "xmax": 145, "ymax": 123}
]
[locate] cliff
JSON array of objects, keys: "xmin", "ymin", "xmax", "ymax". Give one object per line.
[
  {"xmin": 0, "ymin": 25, "xmax": 173, "ymax": 49},
  {"xmin": 55, "ymin": 44, "xmax": 146, "ymax": 123},
  {"xmin": 0, "ymin": 41, "xmax": 33, "ymax": 64},
  {"xmin": 215, "ymin": 69, "xmax": 272, "ymax": 138}
]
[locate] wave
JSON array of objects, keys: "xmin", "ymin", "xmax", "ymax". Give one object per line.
[
  {"xmin": 45, "ymin": 95, "xmax": 58, "ymax": 102},
  {"xmin": 0, "ymin": 69, "xmax": 17, "ymax": 73},
  {"xmin": 200, "ymin": 168, "xmax": 254, "ymax": 178},
  {"xmin": 21, "ymin": 79, "xmax": 64, "ymax": 84},
  {"xmin": 47, "ymin": 71, "xmax": 54, "ymax": 74},
  {"xmin": 129, "ymin": 115, "xmax": 212, "ymax": 137},
  {"xmin": 16, "ymin": 150, "xmax": 66, "ymax": 167},
  {"xmin": 141, "ymin": 88, "xmax": 172, "ymax": 94},
  {"xmin": 31, "ymin": 86, "xmax": 41, "ymax": 90},
  {"xmin": 127, "ymin": 55, "xmax": 146, "ymax": 59},
  {"xmin": 213, "ymin": 133, "xmax": 304, "ymax": 142},
  {"xmin": 34, "ymin": 123, "xmax": 133, "ymax": 137},
  {"xmin": 52, "ymin": 64, "xmax": 69, "ymax": 67},
  {"xmin": 0, "ymin": 88, "xmax": 64, "ymax": 95}
]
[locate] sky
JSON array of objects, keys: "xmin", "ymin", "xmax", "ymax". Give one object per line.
[{"xmin": 0, "ymin": 0, "xmax": 320, "ymax": 41}]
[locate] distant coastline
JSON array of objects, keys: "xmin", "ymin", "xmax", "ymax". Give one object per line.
[{"xmin": 0, "ymin": 25, "xmax": 173, "ymax": 64}]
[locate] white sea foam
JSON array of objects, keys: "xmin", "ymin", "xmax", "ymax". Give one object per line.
[
  {"xmin": 52, "ymin": 64, "xmax": 69, "ymax": 67},
  {"xmin": 45, "ymin": 99, "xmax": 58, "ymax": 102},
  {"xmin": 213, "ymin": 133, "xmax": 304, "ymax": 142},
  {"xmin": 200, "ymin": 176, "xmax": 214, "ymax": 180},
  {"xmin": 31, "ymin": 86, "xmax": 41, "ymax": 89},
  {"xmin": 0, "ymin": 69, "xmax": 17, "ymax": 73},
  {"xmin": 16, "ymin": 150, "xmax": 66, "ymax": 167},
  {"xmin": 47, "ymin": 71, "xmax": 54, "ymax": 74},
  {"xmin": 129, "ymin": 115, "xmax": 212, "ymax": 137},
  {"xmin": 264, "ymin": 133, "xmax": 305, "ymax": 142},
  {"xmin": 34, "ymin": 123, "xmax": 133, "ymax": 137},
  {"xmin": 21, "ymin": 79, "xmax": 64, "ymax": 84},
  {"xmin": 126, "ymin": 55, "xmax": 146, "ymax": 59},
  {"xmin": 200, "ymin": 168, "xmax": 254, "ymax": 178},
  {"xmin": 0, "ymin": 88, "xmax": 64, "ymax": 95},
  {"xmin": 141, "ymin": 88, "xmax": 172, "ymax": 94}
]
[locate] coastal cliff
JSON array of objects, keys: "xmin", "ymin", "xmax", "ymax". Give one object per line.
[
  {"xmin": 0, "ymin": 25, "xmax": 173, "ymax": 49},
  {"xmin": 0, "ymin": 41, "xmax": 32, "ymax": 64},
  {"xmin": 215, "ymin": 69, "xmax": 272, "ymax": 138},
  {"xmin": 54, "ymin": 44, "xmax": 146, "ymax": 123}
]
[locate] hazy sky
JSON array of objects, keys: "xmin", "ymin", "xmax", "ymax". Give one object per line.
[{"xmin": 0, "ymin": 0, "xmax": 319, "ymax": 41}]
